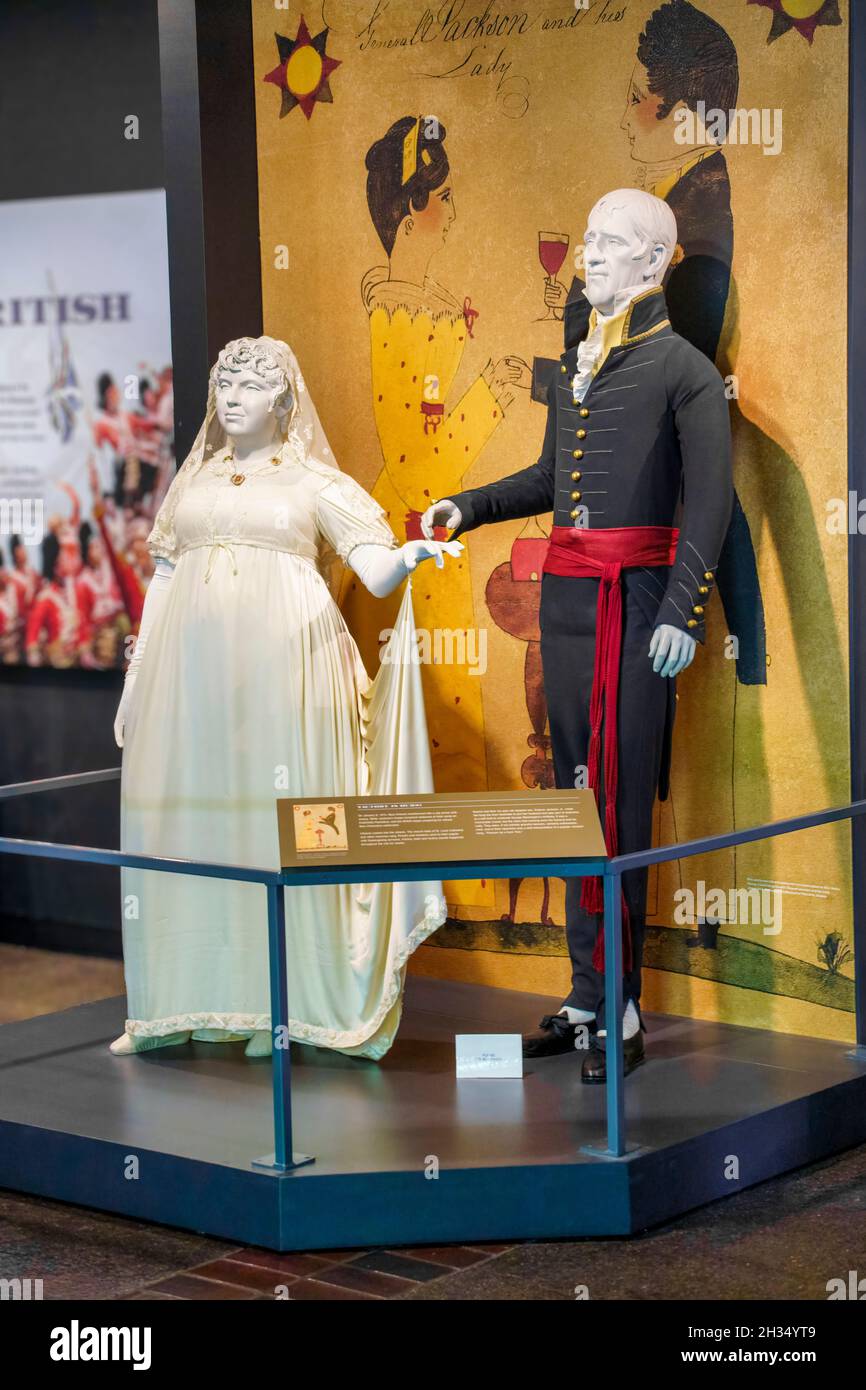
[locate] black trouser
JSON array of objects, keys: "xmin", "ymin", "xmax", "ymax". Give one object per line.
[{"xmin": 539, "ymin": 570, "xmax": 674, "ymax": 1031}]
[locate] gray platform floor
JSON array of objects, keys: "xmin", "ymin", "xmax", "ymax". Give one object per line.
[{"xmin": 0, "ymin": 975, "xmax": 861, "ymax": 1177}]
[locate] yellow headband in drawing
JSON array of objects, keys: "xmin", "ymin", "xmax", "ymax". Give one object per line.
[{"xmin": 401, "ymin": 117, "xmax": 433, "ymax": 186}]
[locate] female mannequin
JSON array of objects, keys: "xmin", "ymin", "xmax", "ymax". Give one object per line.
[{"xmin": 113, "ymin": 337, "xmax": 459, "ymax": 1060}]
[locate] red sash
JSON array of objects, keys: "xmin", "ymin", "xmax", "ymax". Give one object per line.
[{"xmin": 543, "ymin": 524, "xmax": 679, "ymax": 972}]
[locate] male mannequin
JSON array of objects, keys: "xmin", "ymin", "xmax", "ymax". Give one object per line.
[{"xmin": 422, "ymin": 190, "xmax": 733, "ymax": 1083}]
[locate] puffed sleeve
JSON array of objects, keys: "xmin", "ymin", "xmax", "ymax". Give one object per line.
[{"xmin": 315, "ymin": 472, "xmax": 399, "ymax": 562}]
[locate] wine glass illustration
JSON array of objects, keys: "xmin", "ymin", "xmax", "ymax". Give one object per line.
[{"xmin": 538, "ymin": 231, "xmax": 569, "ymax": 320}]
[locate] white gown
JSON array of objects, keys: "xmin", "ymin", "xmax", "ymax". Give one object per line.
[{"xmin": 119, "ymin": 441, "xmax": 446, "ymax": 1059}]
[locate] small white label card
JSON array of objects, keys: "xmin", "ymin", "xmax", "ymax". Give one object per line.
[{"xmin": 455, "ymin": 1033, "xmax": 524, "ymax": 1079}]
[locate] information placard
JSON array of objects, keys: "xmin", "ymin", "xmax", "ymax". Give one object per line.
[
  {"xmin": 455, "ymin": 1034, "xmax": 524, "ymax": 1080},
  {"xmin": 277, "ymin": 790, "xmax": 606, "ymax": 869}
]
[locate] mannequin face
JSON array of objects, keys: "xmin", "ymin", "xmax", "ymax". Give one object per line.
[
  {"xmin": 215, "ymin": 367, "xmax": 284, "ymax": 448},
  {"xmin": 583, "ymin": 200, "xmax": 666, "ymax": 314}
]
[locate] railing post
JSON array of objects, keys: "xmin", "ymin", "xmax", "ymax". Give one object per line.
[
  {"xmin": 604, "ymin": 869, "xmax": 626, "ymax": 1157},
  {"xmin": 252, "ymin": 880, "xmax": 314, "ymax": 1172},
  {"xmin": 580, "ymin": 866, "xmax": 631, "ymax": 1160},
  {"xmin": 269, "ymin": 881, "xmax": 291, "ymax": 1168}
]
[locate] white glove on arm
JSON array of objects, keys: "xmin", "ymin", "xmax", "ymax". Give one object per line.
[
  {"xmin": 420, "ymin": 499, "xmax": 463, "ymax": 538},
  {"xmin": 113, "ymin": 558, "xmax": 175, "ymax": 748},
  {"xmin": 347, "ymin": 539, "xmax": 463, "ymax": 598},
  {"xmin": 649, "ymin": 623, "xmax": 696, "ymax": 678}
]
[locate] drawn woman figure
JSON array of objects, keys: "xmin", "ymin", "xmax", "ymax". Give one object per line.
[{"xmin": 354, "ymin": 115, "xmax": 529, "ymax": 865}]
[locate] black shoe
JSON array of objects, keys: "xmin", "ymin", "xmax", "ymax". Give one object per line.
[
  {"xmin": 522, "ymin": 1011, "xmax": 595, "ymax": 1058},
  {"xmin": 580, "ymin": 1030, "xmax": 645, "ymax": 1084}
]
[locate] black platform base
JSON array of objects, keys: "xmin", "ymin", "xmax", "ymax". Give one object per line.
[{"xmin": 1, "ymin": 977, "xmax": 865, "ymax": 1251}]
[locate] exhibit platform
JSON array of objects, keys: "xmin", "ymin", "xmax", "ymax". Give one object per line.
[{"xmin": 1, "ymin": 975, "xmax": 865, "ymax": 1252}]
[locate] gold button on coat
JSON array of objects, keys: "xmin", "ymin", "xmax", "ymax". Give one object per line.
[
  {"xmin": 687, "ymin": 619, "xmax": 698, "ymax": 629},
  {"xmin": 698, "ymin": 585, "xmax": 709, "ymax": 595},
  {"xmin": 573, "ymin": 447, "xmax": 584, "ymax": 458},
  {"xmin": 571, "ymin": 491, "xmax": 581, "ymax": 501},
  {"xmin": 577, "ymin": 428, "xmax": 587, "ymax": 439},
  {"xmin": 704, "ymin": 571, "xmax": 713, "ymax": 580},
  {"xmin": 580, "ymin": 407, "xmax": 590, "ymax": 418},
  {"xmin": 693, "ymin": 605, "xmax": 704, "ymax": 615},
  {"xmin": 571, "ymin": 470, "xmax": 581, "ymax": 481}
]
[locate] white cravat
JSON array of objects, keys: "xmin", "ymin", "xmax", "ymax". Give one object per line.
[{"xmin": 572, "ymin": 283, "xmax": 652, "ymax": 403}]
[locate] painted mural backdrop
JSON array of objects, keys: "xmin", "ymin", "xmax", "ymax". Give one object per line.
[{"xmin": 252, "ymin": 0, "xmax": 852, "ymax": 1040}]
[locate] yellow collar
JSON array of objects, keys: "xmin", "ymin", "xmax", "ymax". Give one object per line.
[
  {"xmin": 585, "ymin": 286, "xmax": 666, "ymax": 376},
  {"xmin": 649, "ymin": 147, "xmax": 717, "ymax": 202},
  {"xmin": 585, "ymin": 307, "xmax": 627, "ymax": 377}
]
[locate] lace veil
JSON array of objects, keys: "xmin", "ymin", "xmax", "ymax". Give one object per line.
[{"xmin": 146, "ymin": 337, "xmax": 343, "ymax": 570}]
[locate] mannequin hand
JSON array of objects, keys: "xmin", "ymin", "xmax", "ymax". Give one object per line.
[
  {"xmin": 420, "ymin": 500, "xmax": 463, "ymax": 539},
  {"xmin": 400, "ymin": 538, "xmax": 464, "ymax": 573},
  {"xmin": 113, "ymin": 672, "xmax": 138, "ymax": 749},
  {"xmin": 649, "ymin": 624, "xmax": 696, "ymax": 678}
]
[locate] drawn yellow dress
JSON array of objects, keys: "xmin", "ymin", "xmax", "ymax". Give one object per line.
[{"xmin": 345, "ymin": 269, "xmax": 505, "ymax": 907}]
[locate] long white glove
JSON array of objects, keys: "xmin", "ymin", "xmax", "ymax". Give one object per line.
[
  {"xmin": 347, "ymin": 538, "xmax": 463, "ymax": 598},
  {"xmin": 114, "ymin": 558, "xmax": 175, "ymax": 748}
]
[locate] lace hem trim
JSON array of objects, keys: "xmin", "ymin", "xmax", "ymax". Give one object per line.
[{"xmin": 124, "ymin": 891, "xmax": 447, "ymax": 1059}]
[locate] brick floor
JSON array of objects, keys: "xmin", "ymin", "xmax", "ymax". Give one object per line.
[{"xmin": 138, "ymin": 1244, "xmax": 513, "ymax": 1301}]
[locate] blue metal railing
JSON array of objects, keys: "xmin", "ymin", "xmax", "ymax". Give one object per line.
[
  {"xmin": 0, "ymin": 766, "xmax": 863, "ymax": 1167},
  {"xmin": 600, "ymin": 799, "xmax": 866, "ymax": 1158}
]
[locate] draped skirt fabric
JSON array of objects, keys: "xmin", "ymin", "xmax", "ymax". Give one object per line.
[{"xmin": 119, "ymin": 543, "xmax": 445, "ymax": 1060}]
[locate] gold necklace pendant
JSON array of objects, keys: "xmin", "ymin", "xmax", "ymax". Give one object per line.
[{"xmin": 225, "ymin": 452, "xmax": 281, "ymax": 485}]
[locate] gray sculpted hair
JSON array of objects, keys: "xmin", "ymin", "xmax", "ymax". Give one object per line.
[
  {"xmin": 211, "ymin": 336, "xmax": 294, "ymax": 412},
  {"xmin": 590, "ymin": 188, "xmax": 678, "ymax": 275}
]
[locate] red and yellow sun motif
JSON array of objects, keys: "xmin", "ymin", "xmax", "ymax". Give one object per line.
[
  {"xmin": 748, "ymin": 0, "xmax": 842, "ymax": 45},
  {"xmin": 263, "ymin": 16, "xmax": 341, "ymax": 120}
]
